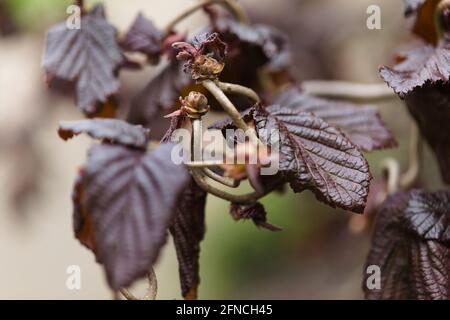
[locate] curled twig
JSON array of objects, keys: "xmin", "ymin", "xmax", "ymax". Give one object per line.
[
  {"xmin": 302, "ymin": 80, "xmax": 396, "ymax": 101},
  {"xmin": 164, "ymin": 0, "xmax": 248, "ymax": 34},
  {"xmin": 202, "ymin": 80, "xmax": 261, "ymax": 146},
  {"xmin": 191, "ymin": 168, "xmax": 263, "ymax": 203},
  {"xmin": 216, "ymin": 81, "xmax": 261, "ymax": 103},
  {"xmin": 186, "ymin": 160, "xmax": 228, "ymax": 167},
  {"xmin": 120, "ymin": 267, "xmax": 158, "ymax": 300},
  {"xmin": 400, "ymin": 123, "xmax": 423, "ymax": 189},
  {"xmin": 381, "ymin": 158, "xmax": 401, "ymax": 194},
  {"xmin": 378, "ymin": 123, "xmax": 423, "ymax": 197},
  {"xmin": 202, "ymin": 168, "xmax": 240, "ymax": 187},
  {"xmin": 190, "ymin": 118, "xmax": 264, "ymax": 203}
]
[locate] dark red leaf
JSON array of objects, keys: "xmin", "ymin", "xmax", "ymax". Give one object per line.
[
  {"xmin": 274, "ymin": 87, "xmax": 397, "ymax": 151},
  {"xmin": 161, "ymin": 113, "xmax": 185, "ymax": 143},
  {"xmin": 42, "ymin": 4, "xmax": 124, "ymax": 115},
  {"xmin": 75, "ymin": 143, "xmax": 190, "ymax": 290},
  {"xmin": 170, "ymin": 179, "xmax": 207, "ymax": 299},
  {"xmin": 58, "ymin": 118, "xmax": 150, "ymax": 149},
  {"xmin": 245, "ymin": 164, "xmax": 265, "ymax": 195},
  {"xmin": 161, "ymin": 112, "xmax": 206, "ymax": 299},
  {"xmin": 212, "ymin": 104, "xmax": 372, "ymax": 212},
  {"xmin": 128, "ymin": 61, "xmax": 191, "ymax": 126},
  {"xmin": 403, "ymin": 190, "xmax": 450, "ymax": 241},
  {"xmin": 379, "ymin": 34, "xmax": 450, "ymax": 98},
  {"xmin": 230, "ymin": 202, "xmax": 282, "ymax": 231},
  {"xmin": 258, "ymin": 105, "xmax": 371, "ymax": 212},
  {"xmin": 364, "ymin": 189, "xmax": 450, "ymax": 300},
  {"xmin": 210, "ymin": 13, "xmax": 291, "ymax": 72},
  {"xmin": 381, "ymin": 7, "xmax": 450, "ymax": 183},
  {"xmin": 121, "ymin": 12, "xmax": 163, "ymax": 62},
  {"xmin": 404, "ymin": 82, "xmax": 450, "ymax": 183}
]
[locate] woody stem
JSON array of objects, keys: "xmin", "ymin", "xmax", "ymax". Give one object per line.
[
  {"xmin": 164, "ymin": 0, "xmax": 248, "ymax": 34},
  {"xmin": 120, "ymin": 267, "xmax": 157, "ymax": 300},
  {"xmin": 216, "ymin": 81, "xmax": 261, "ymax": 103},
  {"xmin": 190, "ymin": 118, "xmax": 264, "ymax": 203},
  {"xmin": 202, "ymin": 168, "xmax": 240, "ymax": 187},
  {"xmin": 302, "ymin": 80, "xmax": 396, "ymax": 101},
  {"xmin": 202, "ymin": 79, "xmax": 261, "ymax": 146},
  {"xmin": 381, "ymin": 158, "xmax": 401, "ymax": 194},
  {"xmin": 400, "ymin": 123, "xmax": 423, "ymax": 188}
]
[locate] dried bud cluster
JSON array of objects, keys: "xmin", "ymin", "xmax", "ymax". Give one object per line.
[
  {"xmin": 189, "ymin": 55, "xmax": 225, "ymax": 80},
  {"xmin": 172, "ymin": 32, "xmax": 227, "ymax": 80}
]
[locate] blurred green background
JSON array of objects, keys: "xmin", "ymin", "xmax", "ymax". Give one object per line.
[{"xmin": 0, "ymin": 0, "xmax": 445, "ymax": 299}]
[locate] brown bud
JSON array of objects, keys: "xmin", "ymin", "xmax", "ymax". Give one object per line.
[
  {"xmin": 180, "ymin": 91, "xmax": 209, "ymax": 119},
  {"xmin": 190, "ymin": 55, "xmax": 225, "ymax": 80}
]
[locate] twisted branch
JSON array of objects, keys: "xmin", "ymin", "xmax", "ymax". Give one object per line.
[
  {"xmin": 164, "ymin": 0, "xmax": 248, "ymax": 34},
  {"xmin": 120, "ymin": 267, "xmax": 157, "ymax": 300},
  {"xmin": 400, "ymin": 123, "xmax": 423, "ymax": 188},
  {"xmin": 202, "ymin": 80, "xmax": 261, "ymax": 146},
  {"xmin": 302, "ymin": 80, "xmax": 396, "ymax": 101},
  {"xmin": 202, "ymin": 168, "xmax": 240, "ymax": 187},
  {"xmin": 216, "ymin": 81, "xmax": 261, "ymax": 103},
  {"xmin": 190, "ymin": 118, "xmax": 265, "ymax": 203},
  {"xmin": 381, "ymin": 158, "xmax": 401, "ymax": 194}
]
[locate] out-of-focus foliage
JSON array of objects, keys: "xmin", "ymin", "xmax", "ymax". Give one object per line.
[{"xmin": 3, "ymin": 0, "xmax": 70, "ymax": 32}]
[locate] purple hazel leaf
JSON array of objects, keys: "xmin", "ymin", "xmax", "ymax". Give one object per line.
[
  {"xmin": 245, "ymin": 164, "xmax": 265, "ymax": 195},
  {"xmin": 256, "ymin": 105, "xmax": 371, "ymax": 213},
  {"xmin": 161, "ymin": 113, "xmax": 185, "ymax": 144},
  {"xmin": 121, "ymin": 12, "xmax": 163, "ymax": 62},
  {"xmin": 77, "ymin": 143, "xmax": 190, "ymax": 290},
  {"xmin": 274, "ymin": 87, "xmax": 397, "ymax": 151},
  {"xmin": 379, "ymin": 34, "xmax": 450, "ymax": 98},
  {"xmin": 128, "ymin": 60, "xmax": 191, "ymax": 127},
  {"xmin": 380, "ymin": 7, "xmax": 450, "ymax": 183},
  {"xmin": 170, "ymin": 179, "xmax": 207, "ymax": 299},
  {"xmin": 210, "ymin": 12, "xmax": 291, "ymax": 72},
  {"xmin": 212, "ymin": 104, "xmax": 372, "ymax": 212},
  {"xmin": 403, "ymin": 190, "xmax": 450, "ymax": 241},
  {"xmin": 42, "ymin": 4, "xmax": 124, "ymax": 115},
  {"xmin": 364, "ymin": 189, "xmax": 450, "ymax": 300},
  {"xmin": 160, "ymin": 110, "xmax": 206, "ymax": 300},
  {"xmin": 404, "ymin": 82, "xmax": 450, "ymax": 184},
  {"xmin": 58, "ymin": 118, "xmax": 150, "ymax": 149}
]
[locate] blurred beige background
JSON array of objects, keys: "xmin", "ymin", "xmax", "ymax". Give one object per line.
[{"xmin": 0, "ymin": 0, "xmax": 445, "ymax": 299}]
